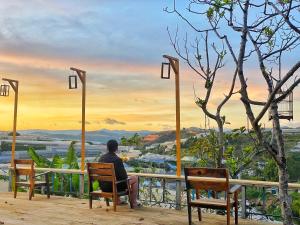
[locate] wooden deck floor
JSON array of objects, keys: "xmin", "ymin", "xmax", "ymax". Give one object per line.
[{"xmin": 0, "ymin": 192, "xmax": 274, "ymax": 225}]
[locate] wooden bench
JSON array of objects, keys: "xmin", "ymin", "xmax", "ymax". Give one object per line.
[
  {"xmin": 184, "ymin": 167, "xmax": 241, "ymax": 225},
  {"xmin": 87, "ymin": 162, "xmax": 132, "ymax": 211},
  {"xmin": 13, "ymin": 159, "xmax": 51, "ymax": 200}
]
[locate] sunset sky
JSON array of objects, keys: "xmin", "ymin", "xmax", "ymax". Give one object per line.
[{"xmin": 0, "ymin": 0, "xmax": 300, "ymax": 131}]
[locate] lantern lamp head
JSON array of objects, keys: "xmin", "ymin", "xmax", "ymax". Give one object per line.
[
  {"xmin": 161, "ymin": 62, "xmax": 171, "ymax": 79},
  {"xmin": 0, "ymin": 84, "xmax": 9, "ymax": 96},
  {"xmin": 68, "ymin": 75, "xmax": 78, "ymax": 89}
]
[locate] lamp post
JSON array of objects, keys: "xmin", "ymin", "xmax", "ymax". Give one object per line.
[
  {"xmin": 68, "ymin": 68, "xmax": 86, "ymax": 172},
  {"xmin": 0, "ymin": 78, "xmax": 19, "ymax": 166},
  {"xmin": 161, "ymin": 55, "xmax": 181, "ymax": 177}
]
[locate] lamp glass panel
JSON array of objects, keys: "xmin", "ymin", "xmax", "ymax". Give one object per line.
[
  {"xmin": 69, "ymin": 75, "xmax": 78, "ymax": 89},
  {"xmin": 161, "ymin": 62, "xmax": 171, "ymax": 79},
  {"xmin": 0, "ymin": 84, "xmax": 9, "ymax": 96}
]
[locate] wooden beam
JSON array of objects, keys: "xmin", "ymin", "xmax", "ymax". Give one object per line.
[
  {"xmin": 161, "ymin": 55, "xmax": 181, "ymax": 177},
  {"xmin": 70, "ymin": 67, "xmax": 86, "ymax": 172},
  {"xmin": 2, "ymin": 78, "xmax": 19, "ymax": 167},
  {"xmin": 2, "ymin": 79, "xmax": 18, "ymax": 92}
]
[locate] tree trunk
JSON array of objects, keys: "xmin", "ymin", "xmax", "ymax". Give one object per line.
[
  {"xmin": 271, "ymin": 104, "xmax": 294, "ymax": 225},
  {"xmin": 216, "ymin": 119, "xmax": 224, "ymax": 168},
  {"xmin": 278, "ymin": 163, "xmax": 294, "ymax": 225}
]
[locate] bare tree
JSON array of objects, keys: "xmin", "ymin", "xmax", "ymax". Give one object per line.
[
  {"xmin": 166, "ymin": 1, "xmax": 300, "ymax": 224},
  {"xmin": 165, "ymin": 10, "xmax": 238, "ymax": 168}
]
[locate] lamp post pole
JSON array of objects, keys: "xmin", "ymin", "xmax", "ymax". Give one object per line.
[
  {"xmin": 69, "ymin": 67, "xmax": 86, "ymax": 172},
  {"xmin": 161, "ymin": 55, "xmax": 181, "ymax": 177},
  {"xmin": 2, "ymin": 78, "xmax": 19, "ymax": 167},
  {"xmin": 69, "ymin": 67, "xmax": 86, "ymax": 197}
]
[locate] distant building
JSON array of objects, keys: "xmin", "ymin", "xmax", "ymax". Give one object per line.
[{"xmin": 143, "ymin": 134, "xmax": 160, "ymax": 142}]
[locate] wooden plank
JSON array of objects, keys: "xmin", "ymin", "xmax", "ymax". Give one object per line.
[
  {"xmin": 87, "ymin": 163, "xmax": 113, "ymax": 169},
  {"xmin": 189, "ymin": 180, "xmax": 228, "ymax": 192},
  {"xmin": 185, "ymin": 168, "xmax": 227, "ymax": 178},
  {"xmin": 90, "ymin": 175, "xmax": 113, "ymax": 182},
  {"xmin": 16, "ymin": 168, "xmax": 32, "ymax": 176},
  {"xmin": 88, "ymin": 168, "xmax": 113, "ymax": 176},
  {"xmin": 14, "ymin": 159, "xmax": 33, "ymax": 165}
]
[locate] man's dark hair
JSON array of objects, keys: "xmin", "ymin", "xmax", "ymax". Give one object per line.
[{"xmin": 107, "ymin": 139, "xmax": 118, "ymax": 153}]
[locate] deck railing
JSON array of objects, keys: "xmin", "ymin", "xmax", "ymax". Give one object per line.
[{"xmin": 5, "ymin": 167, "xmax": 300, "ymax": 222}]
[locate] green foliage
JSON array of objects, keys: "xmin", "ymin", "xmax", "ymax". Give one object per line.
[
  {"xmin": 121, "ymin": 133, "xmax": 142, "ymax": 148},
  {"xmin": 207, "ymin": 7, "xmax": 214, "ymax": 19},
  {"xmin": 185, "ymin": 128, "xmax": 260, "ymax": 177},
  {"xmin": 64, "ymin": 141, "xmax": 79, "ymax": 169},
  {"xmin": 51, "ymin": 155, "xmax": 63, "ymax": 168},
  {"xmin": 206, "ymin": 0, "xmax": 232, "ymax": 20},
  {"xmin": 224, "ymin": 128, "xmax": 257, "ymax": 177},
  {"xmin": 27, "ymin": 142, "xmax": 80, "ymax": 195},
  {"xmin": 188, "ymin": 130, "xmax": 219, "ymax": 168},
  {"xmin": 195, "ymin": 97, "xmax": 206, "ymax": 108},
  {"xmin": 287, "ymin": 153, "xmax": 300, "ymax": 182},
  {"xmin": 263, "ymin": 27, "xmax": 274, "ymax": 37},
  {"xmin": 279, "ymin": 0, "xmax": 290, "ymax": 4},
  {"xmin": 263, "ymin": 158, "xmax": 279, "ymax": 181},
  {"xmin": 267, "ymin": 202, "xmax": 282, "ymax": 219},
  {"xmin": 27, "ymin": 147, "xmax": 51, "ymax": 167}
]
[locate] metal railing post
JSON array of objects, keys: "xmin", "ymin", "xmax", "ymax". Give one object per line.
[
  {"xmin": 149, "ymin": 178, "xmax": 152, "ymax": 204},
  {"xmin": 175, "ymin": 180, "xmax": 181, "ymax": 210},
  {"xmin": 79, "ymin": 174, "xmax": 84, "ymax": 198},
  {"xmin": 262, "ymin": 187, "xmax": 266, "ymax": 210},
  {"xmin": 137, "ymin": 176, "xmax": 140, "ymax": 200},
  {"xmin": 162, "ymin": 178, "xmax": 166, "ymax": 203},
  {"xmin": 241, "ymin": 185, "xmax": 247, "ymax": 219},
  {"xmin": 8, "ymin": 168, "xmax": 12, "ymax": 192}
]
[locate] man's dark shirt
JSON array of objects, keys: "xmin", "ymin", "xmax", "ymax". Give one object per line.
[{"xmin": 98, "ymin": 152, "xmax": 128, "ymax": 192}]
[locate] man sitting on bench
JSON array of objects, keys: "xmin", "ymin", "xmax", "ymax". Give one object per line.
[{"xmin": 99, "ymin": 139, "xmax": 139, "ymax": 208}]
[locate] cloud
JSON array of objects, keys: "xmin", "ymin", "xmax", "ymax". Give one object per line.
[
  {"xmin": 162, "ymin": 124, "xmax": 173, "ymax": 131},
  {"xmin": 103, "ymin": 118, "xmax": 126, "ymax": 125}
]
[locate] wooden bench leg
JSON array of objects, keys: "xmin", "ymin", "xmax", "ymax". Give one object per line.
[
  {"xmin": 89, "ymin": 195, "xmax": 92, "ymax": 209},
  {"xmin": 187, "ymin": 205, "xmax": 192, "ymax": 225},
  {"xmin": 235, "ymin": 193, "xmax": 238, "ymax": 224},
  {"xmin": 13, "ymin": 184, "xmax": 17, "ymax": 198},
  {"xmin": 13, "ymin": 175, "xmax": 17, "ymax": 198},
  {"xmin": 113, "ymin": 196, "xmax": 117, "ymax": 212},
  {"xmin": 29, "ymin": 188, "xmax": 33, "ymax": 200},
  {"xmin": 105, "ymin": 198, "xmax": 110, "ymax": 206},
  {"xmin": 47, "ymin": 185, "xmax": 50, "ymax": 199},
  {"xmin": 227, "ymin": 207, "xmax": 230, "ymax": 225},
  {"xmin": 46, "ymin": 174, "xmax": 50, "ymax": 198},
  {"xmin": 197, "ymin": 207, "xmax": 202, "ymax": 221}
]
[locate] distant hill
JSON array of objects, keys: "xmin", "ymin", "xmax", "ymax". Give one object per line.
[
  {"xmin": 143, "ymin": 127, "xmax": 206, "ymax": 145},
  {"xmin": 16, "ymin": 129, "xmax": 153, "ymax": 143}
]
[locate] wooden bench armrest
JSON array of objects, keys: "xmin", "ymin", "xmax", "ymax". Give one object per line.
[{"xmin": 229, "ymin": 185, "xmax": 242, "ymax": 194}]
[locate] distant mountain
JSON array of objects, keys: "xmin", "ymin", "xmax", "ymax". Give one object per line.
[{"xmin": 17, "ymin": 129, "xmax": 153, "ymax": 143}]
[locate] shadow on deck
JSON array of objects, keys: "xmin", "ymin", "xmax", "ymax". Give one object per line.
[{"xmin": 0, "ymin": 192, "xmax": 274, "ymax": 225}]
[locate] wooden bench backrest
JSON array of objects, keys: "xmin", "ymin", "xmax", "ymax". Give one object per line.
[
  {"xmin": 87, "ymin": 163, "xmax": 116, "ymax": 185},
  {"xmin": 184, "ymin": 167, "xmax": 229, "ymax": 192},
  {"xmin": 13, "ymin": 159, "xmax": 34, "ymax": 176}
]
